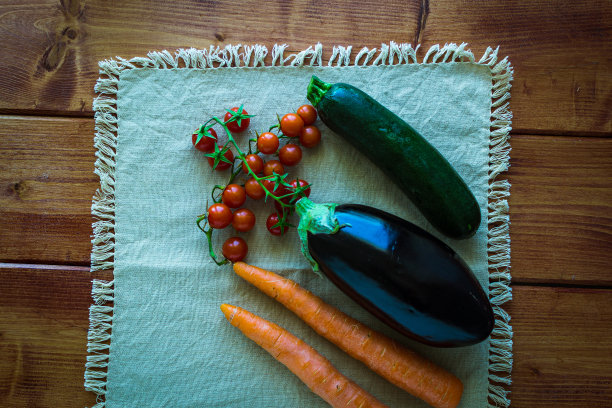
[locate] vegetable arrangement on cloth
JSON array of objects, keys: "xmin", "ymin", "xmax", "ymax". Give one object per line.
[
  {"xmin": 85, "ymin": 44, "xmax": 513, "ymax": 408},
  {"xmin": 195, "ymin": 78, "xmax": 494, "ymax": 407}
]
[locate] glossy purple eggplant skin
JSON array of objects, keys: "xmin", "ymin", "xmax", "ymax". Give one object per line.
[{"xmin": 307, "ymin": 204, "xmax": 494, "ymax": 347}]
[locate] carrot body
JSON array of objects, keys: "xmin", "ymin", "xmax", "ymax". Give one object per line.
[
  {"xmin": 220, "ymin": 303, "xmax": 388, "ymax": 408},
  {"xmin": 232, "ymin": 262, "xmax": 464, "ymax": 408}
]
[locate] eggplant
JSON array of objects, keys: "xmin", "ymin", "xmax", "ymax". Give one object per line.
[{"xmin": 296, "ymin": 199, "xmax": 494, "ymax": 348}]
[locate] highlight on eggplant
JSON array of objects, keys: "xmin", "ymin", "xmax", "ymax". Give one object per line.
[{"xmin": 295, "ymin": 197, "xmax": 494, "ymax": 348}]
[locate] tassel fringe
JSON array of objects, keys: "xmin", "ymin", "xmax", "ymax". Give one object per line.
[
  {"xmin": 84, "ymin": 280, "xmax": 114, "ymax": 407},
  {"xmin": 485, "ymin": 43, "xmax": 514, "ymax": 407},
  {"xmin": 88, "ymin": 42, "xmax": 512, "ymax": 407}
]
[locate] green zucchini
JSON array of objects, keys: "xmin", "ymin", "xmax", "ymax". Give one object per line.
[{"xmin": 306, "ymin": 76, "xmax": 481, "ymax": 239}]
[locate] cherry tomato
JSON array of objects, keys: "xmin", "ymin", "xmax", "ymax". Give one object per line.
[
  {"xmin": 242, "ymin": 154, "xmax": 264, "ymax": 174},
  {"xmin": 192, "ymin": 128, "xmax": 218, "ymax": 152},
  {"xmin": 245, "ymin": 178, "xmax": 265, "ymax": 200},
  {"xmin": 278, "ymin": 144, "xmax": 302, "ymax": 166},
  {"xmin": 207, "ymin": 145, "xmax": 234, "ymax": 171},
  {"xmin": 224, "ymin": 107, "xmax": 250, "ymax": 133},
  {"xmin": 222, "ymin": 184, "xmax": 246, "ymax": 208},
  {"xmin": 257, "ymin": 132, "xmax": 279, "ymax": 154},
  {"xmin": 290, "ymin": 179, "xmax": 311, "ymax": 198},
  {"xmin": 299, "ymin": 125, "xmax": 321, "ymax": 148},
  {"xmin": 207, "ymin": 203, "xmax": 233, "ymax": 229},
  {"xmin": 222, "ymin": 236, "xmax": 248, "ymax": 262},
  {"xmin": 231, "ymin": 208, "xmax": 256, "ymax": 232},
  {"xmin": 296, "ymin": 105, "xmax": 317, "ymax": 125},
  {"xmin": 266, "ymin": 212, "xmax": 286, "ymax": 236},
  {"xmin": 263, "ymin": 160, "xmax": 284, "ymax": 176},
  {"xmin": 280, "ymin": 113, "xmax": 304, "ymax": 137}
]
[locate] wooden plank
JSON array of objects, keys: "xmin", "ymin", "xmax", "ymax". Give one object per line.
[
  {"xmin": 0, "ymin": 266, "xmax": 610, "ymax": 407},
  {"xmin": 508, "ymin": 135, "xmax": 612, "ymax": 285},
  {"xmin": 0, "ymin": 265, "xmax": 112, "ymax": 407},
  {"xmin": 0, "ymin": 0, "xmax": 610, "ymax": 134},
  {"xmin": 0, "ymin": 116, "xmax": 96, "ymax": 265},
  {"xmin": 507, "ymin": 285, "xmax": 612, "ymax": 407},
  {"xmin": 1, "ymin": 115, "xmax": 611, "ymax": 283}
]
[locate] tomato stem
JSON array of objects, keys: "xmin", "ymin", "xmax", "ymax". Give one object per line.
[
  {"xmin": 211, "ymin": 185, "xmax": 225, "ymax": 203},
  {"xmin": 206, "ymin": 227, "xmax": 229, "ymax": 266},
  {"xmin": 196, "ymin": 213, "xmax": 229, "ymax": 265}
]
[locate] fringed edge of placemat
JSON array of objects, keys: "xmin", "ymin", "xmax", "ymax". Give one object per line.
[
  {"xmin": 86, "ymin": 42, "xmax": 513, "ymax": 407},
  {"xmin": 484, "ymin": 49, "xmax": 514, "ymax": 408},
  {"xmin": 84, "ymin": 280, "xmax": 114, "ymax": 408}
]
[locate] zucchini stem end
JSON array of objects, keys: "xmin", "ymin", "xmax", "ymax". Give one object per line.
[{"xmin": 306, "ymin": 75, "xmax": 331, "ymax": 107}]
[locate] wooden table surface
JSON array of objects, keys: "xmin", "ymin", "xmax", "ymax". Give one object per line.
[{"xmin": 1, "ymin": 1, "xmax": 611, "ymax": 407}]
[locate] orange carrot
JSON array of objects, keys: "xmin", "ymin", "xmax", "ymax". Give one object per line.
[
  {"xmin": 220, "ymin": 303, "xmax": 388, "ymax": 408},
  {"xmin": 232, "ymin": 262, "xmax": 464, "ymax": 408}
]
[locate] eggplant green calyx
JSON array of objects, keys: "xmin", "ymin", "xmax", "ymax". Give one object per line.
[
  {"xmin": 306, "ymin": 75, "xmax": 332, "ymax": 107},
  {"xmin": 295, "ymin": 197, "xmax": 347, "ymax": 275}
]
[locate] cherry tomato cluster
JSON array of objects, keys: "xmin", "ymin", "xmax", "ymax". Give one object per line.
[{"xmin": 193, "ymin": 104, "xmax": 322, "ymax": 265}]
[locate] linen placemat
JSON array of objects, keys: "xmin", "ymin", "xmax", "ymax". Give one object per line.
[{"xmin": 85, "ymin": 42, "xmax": 513, "ymax": 408}]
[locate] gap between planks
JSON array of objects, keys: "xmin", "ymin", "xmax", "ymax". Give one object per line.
[
  {"xmin": 0, "ymin": 112, "xmax": 610, "ymax": 138},
  {"xmin": 3, "ymin": 263, "xmax": 612, "ymax": 291}
]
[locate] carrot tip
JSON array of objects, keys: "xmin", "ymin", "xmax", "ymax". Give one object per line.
[{"xmin": 220, "ymin": 303, "xmax": 233, "ymax": 316}]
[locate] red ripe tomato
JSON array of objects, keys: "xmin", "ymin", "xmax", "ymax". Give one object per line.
[
  {"xmin": 245, "ymin": 178, "xmax": 265, "ymax": 200},
  {"xmin": 242, "ymin": 154, "xmax": 264, "ymax": 174},
  {"xmin": 278, "ymin": 144, "xmax": 302, "ymax": 166},
  {"xmin": 224, "ymin": 107, "xmax": 250, "ymax": 133},
  {"xmin": 290, "ymin": 179, "xmax": 311, "ymax": 198},
  {"xmin": 222, "ymin": 236, "xmax": 248, "ymax": 262},
  {"xmin": 192, "ymin": 128, "xmax": 218, "ymax": 152},
  {"xmin": 280, "ymin": 113, "xmax": 304, "ymax": 137},
  {"xmin": 232, "ymin": 208, "xmax": 256, "ymax": 232},
  {"xmin": 266, "ymin": 212, "xmax": 286, "ymax": 236},
  {"xmin": 207, "ymin": 203, "xmax": 233, "ymax": 229},
  {"xmin": 222, "ymin": 184, "xmax": 246, "ymax": 208},
  {"xmin": 257, "ymin": 132, "xmax": 279, "ymax": 154},
  {"xmin": 207, "ymin": 146, "xmax": 234, "ymax": 171},
  {"xmin": 296, "ymin": 105, "xmax": 317, "ymax": 125},
  {"xmin": 263, "ymin": 160, "xmax": 284, "ymax": 176},
  {"xmin": 299, "ymin": 125, "xmax": 321, "ymax": 148}
]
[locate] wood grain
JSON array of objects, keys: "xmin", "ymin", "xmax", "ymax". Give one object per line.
[
  {"xmin": 0, "ymin": 0, "xmax": 610, "ymax": 134},
  {"xmin": 508, "ymin": 135, "xmax": 612, "ymax": 285},
  {"xmin": 0, "ymin": 116, "xmax": 96, "ymax": 265},
  {"xmin": 0, "ymin": 265, "xmax": 112, "ymax": 407},
  {"xmin": 2, "ymin": 116, "xmax": 611, "ymax": 284},
  {"xmin": 0, "ymin": 265, "xmax": 610, "ymax": 407},
  {"xmin": 507, "ymin": 285, "xmax": 612, "ymax": 407}
]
